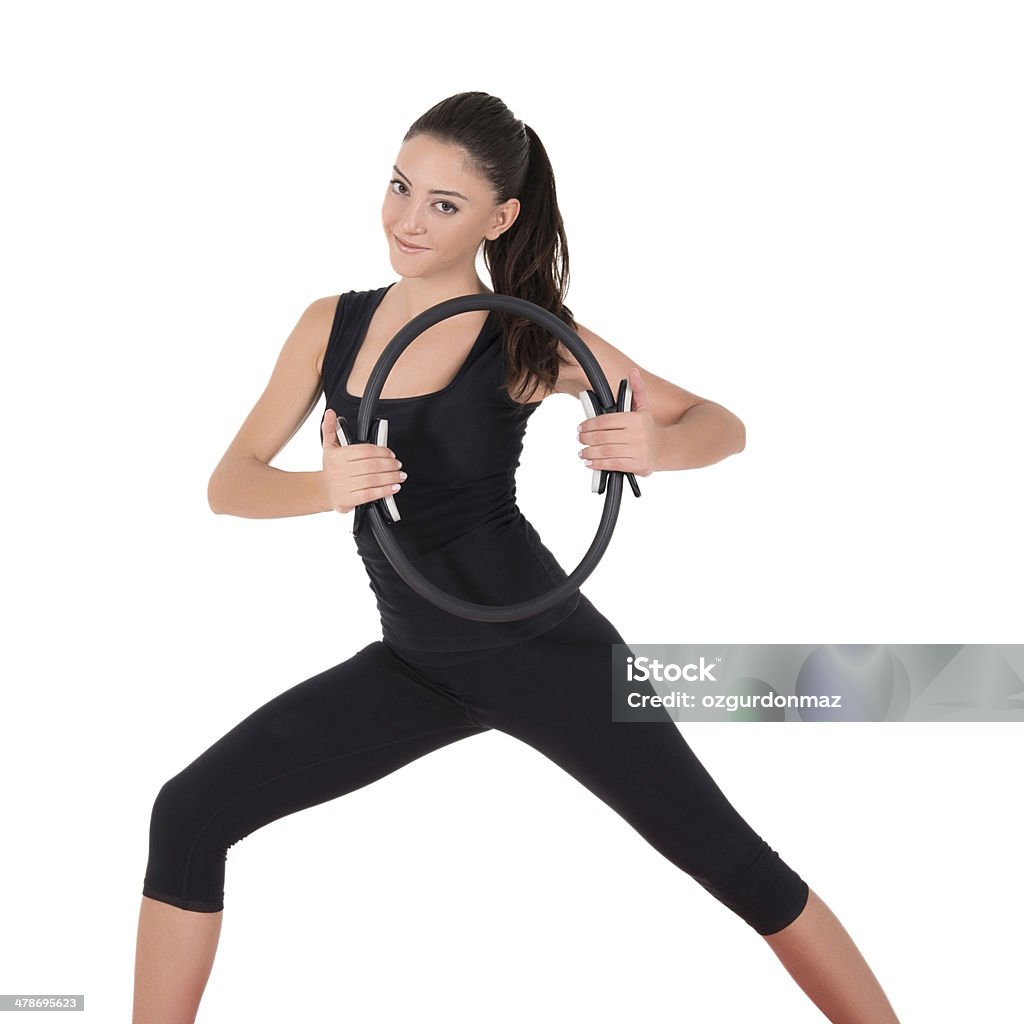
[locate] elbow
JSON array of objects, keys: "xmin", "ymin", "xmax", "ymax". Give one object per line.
[
  {"xmin": 207, "ymin": 469, "xmax": 227, "ymax": 515},
  {"xmin": 733, "ymin": 417, "xmax": 746, "ymax": 454},
  {"xmin": 208, "ymin": 455, "xmax": 264, "ymax": 515},
  {"xmin": 713, "ymin": 402, "xmax": 745, "ymax": 454},
  {"xmin": 701, "ymin": 402, "xmax": 745, "ymax": 456}
]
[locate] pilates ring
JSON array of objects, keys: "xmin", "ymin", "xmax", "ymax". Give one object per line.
[{"xmin": 337, "ymin": 293, "xmax": 642, "ymax": 622}]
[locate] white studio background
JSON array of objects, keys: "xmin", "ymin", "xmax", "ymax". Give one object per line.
[{"xmin": 1, "ymin": 1, "xmax": 1020, "ymax": 1021}]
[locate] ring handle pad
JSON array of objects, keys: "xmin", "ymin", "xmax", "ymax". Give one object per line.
[
  {"xmin": 579, "ymin": 378, "xmax": 642, "ymax": 498},
  {"xmin": 335, "ymin": 415, "xmax": 400, "ymax": 536}
]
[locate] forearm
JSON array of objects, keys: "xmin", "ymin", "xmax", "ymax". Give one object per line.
[
  {"xmin": 208, "ymin": 457, "xmax": 333, "ymax": 519},
  {"xmin": 653, "ymin": 402, "xmax": 746, "ymax": 472}
]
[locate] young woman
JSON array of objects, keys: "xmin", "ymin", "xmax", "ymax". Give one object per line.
[{"xmin": 133, "ymin": 91, "xmax": 902, "ymax": 1024}]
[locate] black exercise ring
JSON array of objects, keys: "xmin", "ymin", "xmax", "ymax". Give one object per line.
[{"xmin": 350, "ymin": 293, "xmax": 641, "ymax": 622}]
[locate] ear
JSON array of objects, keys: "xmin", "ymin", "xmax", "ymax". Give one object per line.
[{"xmin": 487, "ymin": 197, "xmax": 521, "ymax": 240}]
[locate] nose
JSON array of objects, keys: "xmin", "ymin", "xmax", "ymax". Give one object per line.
[{"xmin": 398, "ymin": 202, "xmax": 429, "ymax": 237}]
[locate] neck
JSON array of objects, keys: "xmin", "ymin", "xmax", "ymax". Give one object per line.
[{"xmin": 387, "ymin": 268, "xmax": 492, "ymax": 319}]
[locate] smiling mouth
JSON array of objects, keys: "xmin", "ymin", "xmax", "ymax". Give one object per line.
[{"xmin": 396, "ymin": 235, "xmax": 429, "ymax": 251}]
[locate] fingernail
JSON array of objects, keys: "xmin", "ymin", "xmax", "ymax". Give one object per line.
[
  {"xmin": 392, "ymin": 483, "xmax": 402, "ymax": 491},
  {"xmin": 583, "ymin": 460, "xmax": 593, "ymax": 467},
  {"xmin": 399, "ymin": 472, "xmax": 407, "ymax": 480}
]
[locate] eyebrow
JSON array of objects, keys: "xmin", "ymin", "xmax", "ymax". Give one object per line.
[{"xmin": 393, "ymin": 166, "xmax": 469, "ymax": 201}]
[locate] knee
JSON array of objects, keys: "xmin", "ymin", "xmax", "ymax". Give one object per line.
[
  {"xmin": 148, "ymin": 769, "xmax": 208, "ymax": 848},
  {"xmin": 689, "ymin": 836, "xmax": 810, "ymax": 936},
  {"xmin": 142, "ymin": 770, "xmax": 227, "ymax": 914}
]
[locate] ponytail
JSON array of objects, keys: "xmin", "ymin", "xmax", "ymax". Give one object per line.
[{"xmin": 405, "ymin": 94, "xmax": 578, "ymax": 404}]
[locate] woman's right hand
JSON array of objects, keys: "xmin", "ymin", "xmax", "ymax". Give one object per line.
[{"xmin": 321, "ymin": 408, "xmax": 406, "ymax": 514}]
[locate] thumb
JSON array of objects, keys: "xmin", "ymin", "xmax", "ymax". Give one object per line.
[
  {"xmin": 627, "ymin": 367, "xmax": 649, "ymax": 412},
  {"xmin": 322, "ymin": 407, "xmax": 342, "ymax": 447}
]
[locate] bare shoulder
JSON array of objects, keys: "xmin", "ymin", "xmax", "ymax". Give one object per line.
[
  {"xmin": 268, "ymin": 293, "xmax": 342, "ymax": 380},
  {"xmin": 302, "ymin": 295, "xmax": 342, "ymax": 378},
  {"xmin": 209, "ymin": 294, "xmax": 343, "ymax": 474},
  {"xmin": 548, "ymin": 323, "xmax": 599, "ymax": 398},
  {"xmin": 530, "ymin": 322, "xmax": 615, "ymax": 401},
  {"xmin": 504, "ymin": 323, "xmax": 593, "ymax": 405},
  {"xmin": 547, "ymin": 320, "xmax": 711, "ymax": 426}
]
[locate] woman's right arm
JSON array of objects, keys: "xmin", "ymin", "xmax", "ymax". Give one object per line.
[{"xmin": 208, "ymin": 296, "xmax": 405, "ymax": 519}]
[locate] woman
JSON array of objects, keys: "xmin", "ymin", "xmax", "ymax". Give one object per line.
[{"xmin": 133, "ymin": 92, "xmax": 902, "ymax": 1023}]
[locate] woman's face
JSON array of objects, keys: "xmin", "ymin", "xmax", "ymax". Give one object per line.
[{"xmin": 382, "ymin": 133, "xmax": 519, "ymax": 278}]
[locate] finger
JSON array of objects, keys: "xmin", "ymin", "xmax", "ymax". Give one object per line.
[
  {"xmin": 581, "ymin": 427, "xmax": 623, "ymax": 446},
  {"xmin": 353, "ymin": 466, "xmax": 406, "ymax": 487},
  {"xmin": 580, "ymin": 442, "xmax": 634, "ymax": 462},
  {"xmin": 333, "ymin": 442, "xmax": 393, "ymax": 462},
  {"xmin": 350, "ymin": 479, "xmax": 404, "ymax": 504},
  {"xmin": 628, "ymin": 367, "xmax": 648, "ymax": 412},
  {"xmin": 322, "ymin": 408, "xmax": 341, "ymax": 447},
  {"xmin": 582, "ymin": 456, "xmax": 639, "ymax": 471},
  {"xmin": 346, "ymin": 446, "xmax": 400, "ymax": 468},
  {"xmin": 578, "ymin": 414, "xmax": 630, "ymax": 441},
  {"xmin": 350, "ymin": 460, "xmax": 406, "ymax": 482}
]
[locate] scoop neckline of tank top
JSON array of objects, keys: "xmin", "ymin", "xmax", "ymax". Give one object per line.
[{"xmin": 341, "ymin": 282, "xmax": 497, "ymax": 404}]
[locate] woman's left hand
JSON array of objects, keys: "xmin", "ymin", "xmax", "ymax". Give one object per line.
[{"xmin": 576, "ymin": 367, "xmax": 659, "ymax": 478}]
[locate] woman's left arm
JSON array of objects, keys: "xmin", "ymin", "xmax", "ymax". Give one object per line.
[{"xmin": 558, "ymin": 324, "xmax": 746, "ymax": 475}]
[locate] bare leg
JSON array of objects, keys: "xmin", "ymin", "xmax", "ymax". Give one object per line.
[
  {"xmin": 132, "ymin": 896, "xmax": 223, "ymax": 1024},
  {"xmin": 762, "ymin": 886, "xmax": 901, "ymax": 1024}
]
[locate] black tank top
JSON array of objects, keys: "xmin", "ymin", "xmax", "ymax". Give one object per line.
[{"xmin": 319, "ymin": 283, "xmax": 581, "ymax": 653}]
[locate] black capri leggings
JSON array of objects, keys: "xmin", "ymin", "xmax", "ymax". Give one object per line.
[{"xmin": 142, "ymin": 595, "xmax": 809, "ymax": 936}]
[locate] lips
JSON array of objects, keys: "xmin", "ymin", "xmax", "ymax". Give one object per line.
[{"xmin": 395, "ymin": 235, "xmax": 428, "ymax": 251}]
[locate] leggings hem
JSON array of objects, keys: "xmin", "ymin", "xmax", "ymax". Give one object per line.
[
  {"xmin": 142, "ymin": 885, "xmax": 224, "ymax": 914},
  {"xmin": 754, "ymin": 879, "xmax": 811, "ymax": 936}
]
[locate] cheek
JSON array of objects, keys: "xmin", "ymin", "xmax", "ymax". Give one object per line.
[
  {"xmin": 381, "ymin": 195, "xmax": 400, "ymax": 226},
  {"xmin": 461, "ymin": 218, "xmax": 490, "ymax": 249}
]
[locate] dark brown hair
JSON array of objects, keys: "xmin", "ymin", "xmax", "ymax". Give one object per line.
[{"xmin": 405, "ymin": 91, "xmax": 578, "ymax": 404}]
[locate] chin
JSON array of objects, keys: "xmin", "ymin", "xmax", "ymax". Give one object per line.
[{"xmin": 389, "ymin": 260, "xmax": 423, "ymax": 278}]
